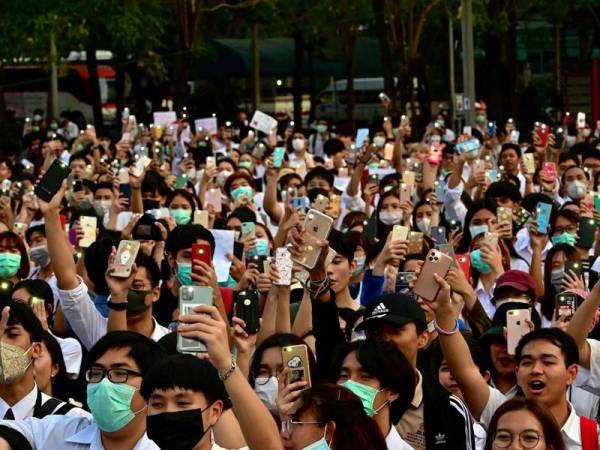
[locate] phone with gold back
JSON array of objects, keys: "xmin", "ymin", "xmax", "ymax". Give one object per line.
[
  {"xmin": 413, "ymin": 249, "xmax": 453, "ymax": 302},
  {"xmin": 111, "ymin": 240, "xmax": 140, "ymax": 278},
  {"xmin": 282, "ymin": 344, "xmax": 312, "ymax": 388},
  {"xmin": 292, "ymin": 210, "xmax": 334, "ymax": 269}
]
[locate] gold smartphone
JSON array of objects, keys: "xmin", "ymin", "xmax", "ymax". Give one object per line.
[
  {"xmin": 413, "ymin": 249, "xmax": 453, "ymax": 302},
  {"xmin": 193, "ymin": 210, "xmax": 209, "ymax": 228},
  {"xmin": 282, "ymin": 344, "xmax": 312, "ymax": 388},
  {"xmin": 111, "ymin": 240, "xmax": 140, "ymax": 278},
  {"xmin": 392, "ymin": 225, "xmax": 409, "ymax": 242},
  {"xmin": 292, "ymin": 209, "xmax": 334, "ymax": 269},
  {"xmin": 407, "ymin": 231, "xmax": 424, "ymax": 253},
  {"xmin": 79, "ymin": 216, "xmax": 98, "ymax": 248}
]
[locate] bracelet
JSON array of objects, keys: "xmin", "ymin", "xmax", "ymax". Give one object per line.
[
  {"xmin": 433, "ymin": 319, "xmax": 459, "ymax": 336},
  {"xmin": 308, "ymin": 277, "xmax": 330, "ymax": 299},
  {"xmin": 218, "ymin": 355, "xmax": 237, "ymax": 381}
]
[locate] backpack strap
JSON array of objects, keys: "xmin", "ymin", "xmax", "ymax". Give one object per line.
[
  {"xmin": 34, "ymin": 396, "xmax": 75, "ymax": 419},
  {"xmin": 580, "ymin": 416, "xmax": 599, "ymax": 450}
]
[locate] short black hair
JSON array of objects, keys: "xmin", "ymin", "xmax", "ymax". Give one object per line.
[
  {"xmin": 86, "ymin": 331, "xmax": 165, "ymax": 375},
  {"xmin": 141, "ymin": 171, "xmax": 170, "ymax": 197},
  {"xmin": 499, "ymin": 143, "xmax": 521, "ymax": 159},
  {"xmin": 135, "ymin": 253, "xmax": 161, "ymax": 288},
  {"xmin": 165, "ymin": 224, "xmax": 216, "ymax": 256},
  {"xmin": 515, "ymin": 328, "xmax": 579, "ymax": 368},
  {"xmin": 69, "ymin": 154, "xmax": 88, "ymax": 166},
  {"xmin": 305, "ymin": 166, "xmax": 334, "ymax": 190},
  {"xmin": 226, "ymin": 206, "xmax": 256, "ymax": 225},
  {"xmin": 3, "ymin": 300, "xmax": 43, "ymax": 343},
  {"xmin": 485, "ymin": 181, "xmax": 522, "ymax": 203},
  {"xmin": 165, "ymin": 189, "xmax": 197, "ymax": 211},
  {"xmin": 24, "ymin": 224, "xmax": 45, "ymax": 245},
  {"xmin": 84, "ymin": 235, "xmax": 121, "ymax": 295},
  {"xmin": 328, "ymin": 230, "xmax": 356, "ymax": 262},
  {"xmin": 92, "ymin": 181, "xmax": 113, "ymax": 194},
  {"xmin": 550, "ymin": 207, "xmax": 579, "ymax": 230},
  {"xmin": 428, "ymin": 330, "xmax": 490, "ymax": 376},
  {"xmin": 12, "ymin": 279, "xmax": 54, "ymax": 312},
  {"xmin": 140, "ymin": 354, "xmax": 226, "ymax": 404},
  {"xmin": 558, "ymin": 151, "xmax": 579, "ymax": 165},
  {"xmin": 323, "ymin": 138, "xmax": 346, "ymax": 157}
]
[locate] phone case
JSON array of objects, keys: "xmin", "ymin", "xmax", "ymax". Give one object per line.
[
  {"xmin": 247, "ymin": 255, "xmax": 267, "ymax": 273},
  {"xmin": 542, "ymin": 162, "xmax": 557, "ymax": 181},
  {"xmin": 400, "ymin": 183, "xmax": 412, "ymax": 202},
  {"xmin": 174, "ymin": 174, "xmax": 189, "ymax": 189},
  {"xmin": 329, "ymin": 195, "xmax": 341, "ymax": 216},
  {"xmin": 273, "ymin": 147, "xmax": 285, "ymax": 168},
  {"xmin": 193, "ymin": 210, "xmax": 209, "ymax": 228},
  {"xmin": 472, "ymin": 159, "xmax": 485, "ymax": 173},
  {"xmin": 578, "ymin": 218, "xmax": 596, "ymax": 249},
  {"xmin": 403, "ymin": 171, "xmax": 416, "ymax": 186},
  {"xmin": 523, "ymin": 154, "xmax": 536, "ymax": 174},
  {"xmin": 79, "ymin": 216, "xmax": 97, "ymax": 248},
  {"xmin": 483, "ymin": 232, "xmax": 499, "ymax": 247},
  {"xmin": 192, "ymin": 243, "xmax": 212, "ymax": 271},
  {"xmin": 275, "ymin": 248, "xmax": 293, "ymax": 285},
  {"xmin": 112, "ymin": 240, "xmax": 140, "ymax": 278},
  {"xmin": 313, "ymin": 195, "xmax": 329, "ymax": 212},
  {"xmin": 565, "ymin": 261, "xmax": 583, "ymax": 278},
  {"xmin": 234, "ymin": 289, "xmax": 260, "ymax": 334},
  {"xmin": 431, "ymin": 226, "xmax": 446, "ymax": 245},
  {"xmin": 292, "ymin": 210, "xmax": 334, "ymax": 269},
  {"xmin": 413, "ymin": 249, "xmax": 453, "ymax": 301},
  {"xmin": 434, "ymin": 181, "xmax": 445, "ymax": 201},
  {"xmin": 555, "ymin": 293, "xmax": 577, "ymax": 320},
  {"xmin": 241, "ymin": 222, "xmax": 256, "ymax": 240},
  {"xmin": 291, "ymin": 197, "xmax": 309, "ymax": 213},
  {"xmin": 132, "ymin": 156, "xmax": 151, "ymax": 178},
  {"xmin": 395, "ymin": 272, "xmax": 416, "ymax": 292},
  {"xmin": 204, "ymin": 189, "xmax": 222, "ymax": 213},
  {"xmin": 392, "ymin": 225, "xmax": 409, "ymax": 242},
  {"xmin": 206, "ymin": 157, "xmax": 216, "ymax": 169},
  {"xmin": 536, "ymin": 202, "xmax": 553, "ymax": 234},
  {"xmin": 13, "ymin": 223, "xmax": 26, "ymax": 238},
  {"xmin": 407, "ymin": 231, "xmax": 424, "ymax": 254},
  {"xmin": 497, "ymin": 207, "xmax": 513, "ymax": 227},
  {"xmin": 177, "ymin": 286, "xmax": 213, "ymax": 353},
  {"xmin": 34, "ymin": 159, "xmax": 71, "ymax": 202},
  {"xmin": 456, "ymin": 253, "xmax": 472, "ymax": 281},
  {"xmin": 506, "ymin": 309, "xmax": 531, "ymax": 355},
  {"xmin": 282, "ymin": 345, "xmax": 312, "ymax": 388}
]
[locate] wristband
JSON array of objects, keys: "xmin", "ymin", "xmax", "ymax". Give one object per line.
[
  {"xmin": 433, "ymin": 319, "xmax": 459, "ymax": 336},
  {"xmin": 107, "ymin": 300, "xmax": 127, "ymax": 311},
  {"xmin": 218, "ymin": 355, "xmax": 237, "ymax": 381}
]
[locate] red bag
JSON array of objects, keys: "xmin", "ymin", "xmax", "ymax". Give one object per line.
[{"xmin": 580, "ymin": 416, "xmax": 599, "ymax": 450}]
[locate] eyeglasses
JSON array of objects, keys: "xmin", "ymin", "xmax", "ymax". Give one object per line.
[
  {"xmin": 254, "ymin": 370, "xmax": 282, "ymax": 384},
  {"xmin": 281, "ymin": 419, "xmax": 324, "ymax": 435},
  {"xmin": 85, "ymin": 367, "xmax": 143, "ymax": 384},
  {"xmin": 493, "ymin": 430, "xmax": 544, "ymax": 449},
  {"xmin": 553, "ymin": 226, "xmax": 578, "ymax": 234}
]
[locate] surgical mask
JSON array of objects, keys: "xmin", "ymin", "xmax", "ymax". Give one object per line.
[
  {"xmin": 379, "ymin": 210, "xmax": 403, "ymax": 226},
  {"xmin": 170, "ymin": 208, "xmax": 192, "ymax": 225},
  {"xmin": 239, "ymin": 160, "xmax": 252, "ymax": 170},
  {"xmin": 126, "ymin": 289, "xmax": 151, "ymax": 317},
  {"xmin": 302, "ymin": 427, "xmax": 331, "ymax": 450},
  {"xmin": 341, "ymin": 380, "xmax": 386, "ymax": 417},
  {"xmin": 216, "ymin": 170, "xmax": 232, "ymax": 188},
  {"xmin": 93, "ymin": 199, "xmax": 112, "ymax": 216},
  {"xmin": 373, "ymin": 136, "xmax": 386, "ymax": 148},
  {"xmin": 32, "ymin": 126, "xmax": 40, "ymax": 133},
  {"xmin": 317, "ymin": 124, "xmax": 328, "ymax": 134},
  {"xmin": 254, "ymin": 377, "xmax": 279, "ymax": 413},
  {"xmin": 292, "ymin": 138, "xmax": 305, "ymax": 151},
  {"xmin": 30, "ymin": 245, "xmax": 50, "ymax": 268},
  {"xmin": 416, "ymin": 217, "xmax": 431, "ymax": 234},
  {"xmin": 177, "ymin": 262, "xmax": 193, "ymax": 286},
  {"xmin": 147, "ymin": 408, "xmax": 211, "ymax": 450},
  {"xmin": 475, "ymin": 114, "xmax": 486, "ymax": 125},
  {"xmin": 143, "ymin": 199, "xmax": 160, "ymax": 211},
  {"xmin": 551, "ymin": 269, "xmax": 564, "ymax": 292},
  {"xmin": 551, "ymin": 233, "xmax": 577, "ymax": 246},
  {"xmin": 0, "ymin": 253, "xmax": 21, "ymax": 278},
  {"xmin": 255, "ymin": 238, "xmax": 269, "ymax": 256},
  {"xmin": 0, "ymin": 343, "xmax": 32, "ymax": 384},
  {"xmin": 49, "ymin": 122, "xmax": 58, "ymax": 131},
  {"xmin": 469, "ymin": 224, "xmax": 488, "ymax": 238},
  {"xmin": 566, "ymin": 180, "xmax": 587, "ymax": 200},
  {"xmin": 470, "ymin": 249, "xmax": 491, "ymax": 274},
  {"xmin": 230, "ymin": 185, "xmax": 254, "ymax": 202},
  {"xmin": 352, "ymin": 255, "xmax": 366, "ymax": 276},
  {"xmin": 87, "ymin": 378, "xmax": 142, "ymax": 432}
]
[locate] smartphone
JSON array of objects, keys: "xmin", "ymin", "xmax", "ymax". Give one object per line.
[
  {"xmin": 329, "ymin": 194, "xmax": 341, "ymax": 217},
  {"xmin": 472, "ymin": 159, "xmax": 485, "ymax": 174},
  {"xmin": 395, "ymin": 272, "xmax": 416, "ymax": 292},
  {"xmin": 132, "ymin": 155, "xmax": 151, "ymax": 178},
  {"xmin": 407, "ymin": 231, "xmax": 424, "ymax": 254},
  {"xmin": 368, "ymin": 174, "xmax": 379, "ymax": 185},
  {"xmin": 515, "ymin": 207, "xmax": 531, "ymax": 228},
  {"xmin": 313, "ymin": 194, "xmax": 329, "ymax": 212},
  {"xmin": 486, "ymin": 169, "xmax": 499, "ymax": 183},
  {"xmin": 536, "ymin": 202, "xmax": 553, "ymax": 234},
  {"xmin": 119, "ymin": 183, "xmax": 132, "ymax": 200},
  {"xmin": 273, "ymin": 147, "xmax": 285, "ymax": 168},
  {"xmin": 79, "ymin": 216, "xmax": 97, "ymax": 248},
  {"xmin": 204, "ymin": 189, "xmax": 222, "ymax": 213},
  {"xmin": 174, "ymin": 174, "xmax": 189, "ymax": 189},
  {"xmin": 577, "ymin": 112, "xmax": 586, "ymax": 129},
  {"xmin": 34, "ymin": 159, "xmax": 71, "ymax": 202},
  {"xmin": 488, "ymin": 121, "xmax": 497, "ymax": 137},
  {"xmin": 542, "ymin": 162, "xmax": 557, "ymax": 182},
  {"xmin": 497, "ymin": 207, "xmax": 513, "ymax": 228},
  {"xmin": 356, "ymin": 128, "xmax": 369, "ymax": 148},
  {"xmin": 392, "ymin": 225, "xmax": 409, "ymax": 242},
  {"xmin": 247, "ymin": 254, "xmax": 267, "ymax": 273},
  {"xmin": 431, "ymin": 226, "xmax": 446, "ymax": 245},
  {"xmin": 241, "ymin": 222, "xmax": 256, "ymax": 240},
  {"xmin": 413, "ymin": 249, "xmax": 453, "ymax": 301},
  {"xmin": 506, "ymin": 309, "xmax": 531, "ymax": 355},
  {"xmin": 193, "ymin": 210, "xmax": 209, "ymax": 228},
  {"xmin": 523, "ymin": 153, "xmax": 536, "ymax": 174},
  {"xmin": 111, "ymin": 240, "xmax": 140, "ymax": 278},
  {"xmin": 403, "ymin": 170, "xmax": 416, "ymax": 186},
  {"xmin": 12, "ymin": 222, "xmax": 26, "ymax": 238},
  {"xmin": 384, "ymin": 143, "xmax": 395, "ymax": 161},
  {"xmin": 555, "ymin": 292, "xmax": 577, "ymax": 320},
  {"xmin": 554, "ymin": 127, "xmax": 564, "ymax": 148},
  {"xmin": 456, "ymin": 253, "xmax": 472, "ymax": 281},
  {"xmin": 292, "ymin": 209, "xmax": 334, "ymax": 269},
  {"xmin": 234, "ymin": 289, "xmax": 260, "ymax": 334},
  {"xmin": 275, "ymin": 247, "xmax": 293, "ymax": 285},
  {"xmin": 206, "ymin": 156, "xmax": 216, "ymax": 169},
  {"xmin": 191, "ymin": 243, "xmax": 212, "ymax": 273},
  {"xmin": 537, "ymin": 124, "xmax": 550, "ymax": 147},
  {"xmin": 463, "ymin": 126, "xmax": 472, "ymax": 137},
  {"xmin": 510, "ymin": 130, "xmax": 520, "ymax": 144},
  {"xmin": 177, "ymin": 286, "xmax": 213, "ymax": 353},
  {"xmin": 565, "ymin": 260, "xmax": 583, "ymax": 278},
  {"xmin": 72, "ymin": 179, "xmax": 84, "ymax": 193},
  {"xmin": 282, "ymin": 344, "xmax": 312, "ymax": 388},
  {"xmin": 483, "ymin": 231, "xmax": 499, "ymax": 247},
  {"xmin": 291, "ymin": 196, "xmax": 309, "ymax": 214},
  {"xmin": 578, "ymin": 217, "xmax": 596, "ymax": 249},
  {"xmin": 434, "ymin": 180, "xmax": 445, "ymax": 202},
  {"xmin": 400, "ymin": 183, "xmax": 412, "ymax": 202}
]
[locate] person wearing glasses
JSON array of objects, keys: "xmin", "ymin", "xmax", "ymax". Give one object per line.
[
  {"xmin": 0, "ymin": 330, "xmax": 165, "ymax": 449},
  {"xmin": 484, "ymin": 397, "xmax": 565, "ymax": 450}
]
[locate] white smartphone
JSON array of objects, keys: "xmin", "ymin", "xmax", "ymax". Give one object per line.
[{"xmin": 177, "ymin": 286, "xmax": 213, "ymax": 353}]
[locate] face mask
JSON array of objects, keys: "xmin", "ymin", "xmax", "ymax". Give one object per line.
[
  {"xmin": 551, "ymin": 232, "xmax": 577, "ymax": 246},
  {"xmin": 583, "ymin": 129, "xmax": 591, "ymax": 138},
  {"xmin": 143, "ymin": 199, "xmax": 160, "ymax": 211},
  {"xmin": 126, "ymin": 290, "xmax": 151, "ymax": 317},
  {"xmin": 49, "ymin": 122, "xmax": 58, "ymax": 131},
  {"xmin": 170, "ymin": 209, "xmax": 192, "ymax": 225},
  {"xmin": 177, "ymin": 262, "xmax": 193, "ymax": 286},
  {"xmin": 469, "ymin": 224, "xmax": 489, "ymax": 238},
  {"xmin": 551, "ymin": 269, "xmax": 564, "ymax": 292},
  {"xmin": 254, "ymin": 377, "xmax": 279, "ymax": 413},
  {"xmin": 32, "ymin": 126, "xmax": 40, "ymax": 133},
  {"xmin": 239, "ymin": 160, "xmax": 252, "ymax": 170},
  {"xmin": 231, "ymin": 185, "xmax": 254, "ymax": 202},
  {"xmin": 379, "ymin": 210, "xmax": 403, "ymax": 226},
  {"xmin": 341, "ymin": 380, "xmax": 385, "ymax": 417},
  {"xmin": 352, "ymin": 256, "xmax": 366, "ymax": 276},
  {"xmin": 416, "ymin": 217, "xmax": 431, "ymax": 233},
  {"xmin": 0, "ymin": 343, "xmax": 32, "ymax": 384},
  {"xmin": 147, "ymin": 408, "xmax": 210, "ymax": 450},
  {"xmin": 30, "ymin": 245, "xmax": 50, "ymax": 268},
  {"xmin": 470, "ymin": 249, "xmax": 491, "ymax": 274},
  {"xmin": 292, "ymin": 138, "xmax": 305, "ymax": 151},
  {"xmin": 373, "ymin": 136, "xmax": 386, "ymax": 148},
  {"xmin": 566, "ymin": 180, "xmax": 587, "ymax": 200},
  {"xmin": 302, "ymin": 426, "xmax": 331, "ymax": 450},
  {"xmin": 0, "ymin": 253, "xmax": 21, "ymax": 278},
  {"xmin": 87, "ymin": 378, "xmax": 141, "ymax": 432},
  {"xmin": 93, "ymin": 200, "xmax": 112, "ymax": 216},
  {"xmin": 316, "ymin": 124, "xmax": 327, "ymax": 134},
  {"xmin": 255, "ymin": 238, "xmax": 269, "ymax": 256},
  {"xmin": 216, "ymin": 170, "xmax": 232, "ymax": 188},
  {"xmin": 475, "ymin": 114, "xmax": 486, "ymax": 125}
]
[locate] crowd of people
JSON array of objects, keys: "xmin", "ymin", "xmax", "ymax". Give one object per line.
[{"xmin": 0, "ymin": 101, "xmax": 598, "ymax": 449}]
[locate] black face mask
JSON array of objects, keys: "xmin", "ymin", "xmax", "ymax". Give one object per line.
[
  {"xmin": 146, "ymin": 408, "xmax": 209, "ymax": 450},
  {"xmin": 143, "ymin": 199, "xmax": 160, "ymax": 211}
]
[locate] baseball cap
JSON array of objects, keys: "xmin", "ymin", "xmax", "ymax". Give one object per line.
[
  {"xmin": 356, "ymin": 293, "xmax": 426, "ymax": 332},
  {"xmin": 480, "ymin": 301, "xmax": 541, "ymax": 342},
  {"xmin": 493, "ymin": 270, "xmax": 537, "ymax": 301}
]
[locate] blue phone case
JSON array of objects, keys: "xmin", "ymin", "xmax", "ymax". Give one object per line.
[
  {"xmin": 536, "ymin": 202, "xmax": 552, "ymax": 234},
  {"xmin": 273, "ymin": 147, "xmax": 285, "ymax": 168}
]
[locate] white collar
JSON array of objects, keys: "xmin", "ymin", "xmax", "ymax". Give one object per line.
[
  {"xmin": 66, "ymin": 422, "xmax": 158, "ymax": 449},
  {"xmin": 561, "ymin": 402, "xmax": 582, "ymax": 445},
  {"xmin": 0, "ymin": 384, "xmax": 38, "ymax": 420},
  {"xmin": 386, "ymin": 425, "xmax": 413, "ymax": 449}
]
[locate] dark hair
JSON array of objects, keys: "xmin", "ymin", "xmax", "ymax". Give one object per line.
[
  {"xmin": 165, "ymin": 224, "xmax": 216, "ymax": 257},
  {"xmin": 305, "ymin": 166, "xmax": 334, "ymax": 190},
  {"xmin": 485, "ymin": 181, "xmax": 522, "ymax": 203},
  {"xmin": 12, "ymin": 279, "xmax": 54, "ymax": 312},
  {"xmin": 3, "ymin": 300, "xmax": 42, "ymax": 342},
  {"xmin": 328, "ymin": 230, "xmax": 356, "ymax": 263},
  {"xmin": 429, "ymin": 330, "xmax": 490, "ymax": 377},
  {"xmin": 86, "ymin": 331, "xmax": 165, "ymax": 375},
  {"xmin": 323, "ymin": 138, "xmax": 346, "ymax": 157},
  {"xmin": 279, "ymin": 173, "xmax": 303, "ymax": 189},
  {"xmin": 140, "ymin": 354, "xmax": 226, "ymax": 404},
  {"xmin": 341, "ymin": 211, "xmax": 369, "ymax": 232},
  {"xmin": 293, "ymin": 384, "xmax": 388, "ymax": 450},
  {"xmin": 499, "ymin": 143, "xmax": 521, "ymax": 159},
  {"xmin": 165, "ymin": 189, "xmax": 197, "ymax": 212},
  {"xmin": 484, "ymin": 397, "xmax": 565, "ymax": 450},
  {"xmin": 84, "ymin": 235, "xmax": 121, "ymax": 295},
  {"xmin": 561, "ymin": 165, "xmax": 589, "ymax": 186},
  {"xmin": 549, "ymin": 208, "xmax": 579, "ymax": 235},
  {"xmin": 135, "ymin": 253, "xmax": 161, "ymax": 288},
  {"xmin": 92, "ymin": 181, "xmax": 113, "ymax": 194},
  {"xmin": 142, "ymin": 171, "xmax": 170, "ymax": 197},
  {"xmin": 457, "ymin": 198, "xmax": 498, "ymax": 253},
  {"xmin": 0, "ymin": 232, "xmax": 30, "ymax": 278},
  {"xmin": 515, "ymin": 328, "xmax": 579, "ymax": 368},
  {"xmin": 40, "ymin": 331, "xmax": 71, "ymax": 401},
  {"xmin": 333, "ymin": 339, "xmax": 416, "ymax": 423},
  {"xmin": 558, "ymin": 150, "xmax": 579, "ymax": 166},
  {"xmin": 24, "ymin": 224, "xmax": 45, "ymax": 245},
  {"xmin": 68, "ymin": 154, "xmax": 88, "ymax": 167},
  {"xmin": 226, "ymin": 207, "xmax": 256, "ymax": 225},
  {"xmin": 223, "ymin": 170, "xmax": 255, "ymax": 196}
]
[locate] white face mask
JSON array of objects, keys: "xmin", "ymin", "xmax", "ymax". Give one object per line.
[
  {"xmin": 379, "ymin": 210, "xmax": 403, "ymax": 226},
  {"xmin": 254, "ymin": 377, "xmax": 279, "ymax": 413},
  {"xmin": 566, "ymin": 180, "xmax": 587, "ymax": 200},
  {"xmin": 216, "ymin": 170, "xmax": 232, "ymax": 188},
  {"xmin": 373, "ymin": 136, "xmax": 386, "ymax": 148},
  {"xmin": 292, "ymin": 138, "xmax": 305, "ymax": 151},
  {"xmin": 416, "ymin": 217, "xmax": 431, "ymax": 233}
]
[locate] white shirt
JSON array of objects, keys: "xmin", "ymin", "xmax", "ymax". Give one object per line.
[
  {"xmin": 474, "ymin": 278, "xmax": 496, "ymax": 319},
  {"xmin": 386, "ymin": 425, "xmax": 414, "ymax": 449},
  {"xmin": 443, "ymin": 181, "xmax": 468, "ymax": 226},
  {"xmin": 49, "ymin": 331, "xmax": 83, "ymax": 379},
  {"xmin": 0, "ymin": 385, "xmax": 89, "ymax": 420},
  {"xmin": 58, "ymin": 277, "xmax": 169, "ymax": 351},
  {"xmin": 514, "ymin": 227, "xmax": 553, "ymax": 268},
  {"xmin": 1, "ymin": 415, "xmax": 158, "ymax": 449}
]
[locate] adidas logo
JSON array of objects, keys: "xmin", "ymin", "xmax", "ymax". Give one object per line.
[
  {"xmin": 435, "ymin": 433, "xmax": 447, "ymax": 445},
  {"xmin": 371, "ymin": 303, "xmax": 389, "ymax": 316}
]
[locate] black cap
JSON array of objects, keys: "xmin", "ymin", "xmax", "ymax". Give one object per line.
[{"xmin": 356, "ymin": 293, "xmax": 426, "ymax": 331}]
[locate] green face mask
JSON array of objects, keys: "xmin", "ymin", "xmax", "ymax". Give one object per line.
[
  {"xmin": 341, "ymin": 380, "xmax": 386, "ymax": 417},
  {"xmin": 126, "ymin": 289, "xmax": 152, "ymax": 316},
  {"xmin": 475, "ymin": 114, "xmax": 486, "ymax": 125},
  {"xmin": 239, "ymin": 160, "xmax": 252, "ymax": 169},
  {"xmin": 317, "ymin": 124, "xmax": 327, "ymax": 134},
  {"xmin": 87, "ymin": 378, "xmax": 140, "ymax": 432},
  {"xmin": 177, "ymin": 262, "xmax": 193, "ymax": 286},
  {"xmin": 230, "ymin": 186, "xmax": 254, "ymax": 202},
  {"xmin": 551, "ymin": 232, "xmax": 577, "ymax": 247},
  {"xmin": 0, "ymin": 253, "xmax": 21, "ymax": 278},
  {"xmin": 170, "ymin": 209, "xmax": 192, "ymax": 225}
]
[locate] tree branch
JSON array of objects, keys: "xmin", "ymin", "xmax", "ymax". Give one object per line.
[
  {"xmin": 199, "ymin": 0, "xmax": 269, "ymax": 12},
  {"xmin": 412, "ymin": 0, "xmax": 442, "ymax": 58}
]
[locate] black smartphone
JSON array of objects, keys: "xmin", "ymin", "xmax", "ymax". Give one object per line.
[
  {"xmin": 431, "ymin": 226, "xmax": 446, "ymax": 245},
  {"xmin": 73, "ymin": 179, "xmax": 84, "ymax": 192},
  {"xmin": 119, "ymin": 183, "xmax": 132, "ymax": 200},
  {"xmin": 578, "ymin": 217, "xmax": 596, "ymax": 249},
  {"xmin": 233, "ymin": 242, "xmax": 244, "ymax": 260},
  {"xmin": 555, "ymin": 292, "xmax": 577, "ymax": 321},
  {"xmin": 247, "ymin": 255, "xmax": 267, "ymax": 273},
  {"xmin": 34, "ymin": 159, "xmax": 71, "ymax": 202},
  {"xmin": 565, "ymin": 261, "xmax": 583, "ymax": 278},
  {"xmin": 234, "ymin": 289, "xmax": 260, "ymax": 334}
]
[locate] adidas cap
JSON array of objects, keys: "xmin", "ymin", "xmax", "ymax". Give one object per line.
[{"xmin": 356, "ymin": 293, "xmax": 426, "ymax": 331}]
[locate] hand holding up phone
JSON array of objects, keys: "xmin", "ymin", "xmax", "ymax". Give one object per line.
[
  {"xmin": 190, "ymin": 260, "xmax": 218, "ymax": 290},
  {"xmin": 105, "ymin": 246, "xmax": 138, "ymax": 297}
]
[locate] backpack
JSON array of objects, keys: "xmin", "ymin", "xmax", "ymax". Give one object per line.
[{"xmin": 580, "ymin": 416, "xmax": 599, "ymax": 450}]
